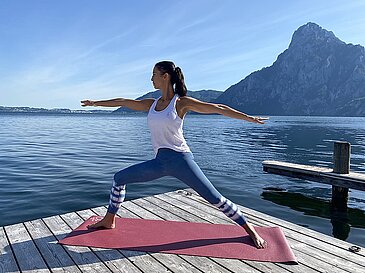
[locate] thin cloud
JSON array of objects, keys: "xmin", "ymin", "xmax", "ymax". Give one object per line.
[{"xmin": 73, "ymin": 28, "xmax": 138, "ymax": 61}]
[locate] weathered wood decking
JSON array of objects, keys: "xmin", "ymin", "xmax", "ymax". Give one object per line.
[
  {"xmin": 1, "ymin": 189, "xmax": 364, "ymax": 273},
  {"xmin": 262, "ymin": 160, "xmax": 365, "ymax": 191}
]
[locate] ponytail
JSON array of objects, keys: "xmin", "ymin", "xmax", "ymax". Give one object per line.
[
  {"xmin": 155, "ymin": 61, "xmax": 187, "ymax": 97},
  {"xmin": 174, "ymin": 67, "xmax": 187, "ymax": 97}
]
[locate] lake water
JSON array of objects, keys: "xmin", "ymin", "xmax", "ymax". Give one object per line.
[{"xmin": 0, "ymin": 113, "xmax": 364, "ymax": 246}]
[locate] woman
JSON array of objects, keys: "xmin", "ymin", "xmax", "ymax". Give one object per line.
[{"xmin": 81, "ymin": 61, "xmax": 268, "ymax": 248}]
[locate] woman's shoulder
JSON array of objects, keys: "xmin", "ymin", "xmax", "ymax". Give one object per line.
[
  {"xmin": 177, "ymin": 95, "xmax": 202, "ymax": 105},
  {"xmin": 176, "ymin": 96, "xmax": 205, "ymax": 113},
  {"xmin": 177, "ymin": 95, "xmax": 196, "ymax": 102},
  {"xmin": 177, "ymin": 95, "xmax": 191, "ymax": 106}
]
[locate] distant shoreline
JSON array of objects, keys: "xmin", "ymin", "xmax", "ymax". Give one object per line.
[
  {"xmin": 2, "ymin": 106, "xmax": 365, "ymax": 118},
  {"xmin": 0, "ymin": 106, "xmax": 118, "ymax": 114},
  {"xmin": 2, "ymin": 111, "xmax": 365, "ymax": 118}
]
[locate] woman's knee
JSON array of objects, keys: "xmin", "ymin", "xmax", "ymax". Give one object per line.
[
  {"xmin": 197, "ymin": 188, "xmax": 222, "ymax": 205},
  {"xmin": 177, "ymin": 171, "xmax": 222, "ymax": 205},
  {"xmin": 113, "ymin": 171, "xmax": 125, "ymax": 186}
]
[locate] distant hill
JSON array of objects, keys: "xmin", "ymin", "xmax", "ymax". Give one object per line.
[
  {"xmin": 0, "ymin": 106, "xmax": 113, "ymax": 114},
  {"xmin": 136, "ymin": 89, "xmax": 223, "ymax": 101},
  {"xmin": 114, "ymin": 89, "xmax": 222, "ymax": 113},
  {"xmin": 214, "ymin": 22, "xmax": 365, "ymax": 116}
]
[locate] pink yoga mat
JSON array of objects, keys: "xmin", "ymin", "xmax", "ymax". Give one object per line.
[{"xmin": 58, "ymin": 216, "xmax": 297, "ymax": 263}]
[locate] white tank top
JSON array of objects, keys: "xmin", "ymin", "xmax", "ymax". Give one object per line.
[{"xmin": 147, "ymin": 94, "xmax": 191, "ymax": 155}]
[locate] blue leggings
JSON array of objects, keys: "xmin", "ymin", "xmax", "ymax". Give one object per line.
[{"xmin": 107, "ymin": 148, "xmax": 246, "ymax": 226}]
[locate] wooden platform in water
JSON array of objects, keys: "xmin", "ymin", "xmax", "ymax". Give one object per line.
[
  {"xmin": 263, "ymin": 160, "xmax": 365, "ymax": 191},
  {"xmin": 1, "ymin": 189, "xmax": 364, "ymax": 273}
]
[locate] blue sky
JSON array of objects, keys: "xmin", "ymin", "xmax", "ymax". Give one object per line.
[{"xmin": 1, "ymin": 0, "xmax": 365, "ymax": 109}]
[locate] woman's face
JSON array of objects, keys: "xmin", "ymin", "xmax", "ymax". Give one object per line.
[{"xmin": 151, "ymin": 66, "xmax": 166, "ymax": 89}]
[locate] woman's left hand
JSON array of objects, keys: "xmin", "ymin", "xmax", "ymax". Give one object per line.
[{"xmin": 250, "ymin": 116, "xmax": 269, "ymax": 124}]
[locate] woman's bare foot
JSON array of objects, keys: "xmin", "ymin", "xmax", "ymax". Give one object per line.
[
  {"xmin": 87, "ymin": 213, "xmax": 116, "ymax": 229},
  {"xmin": 242, "ymin": 223, "xmax": 268, "ymax": 249}
]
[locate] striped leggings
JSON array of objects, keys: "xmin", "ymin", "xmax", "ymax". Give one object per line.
[{"xmin": 107, "ymin": 148, "xmax": 247, "ymax": 226}]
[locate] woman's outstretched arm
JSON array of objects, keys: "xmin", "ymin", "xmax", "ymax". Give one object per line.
[
  {"xmin": 182, "ymin": 97, "xmax": 268, "ymax": 124},
  {"xmin": 81, "ymin": 98, "xmax": 154, "ymax": 112}
]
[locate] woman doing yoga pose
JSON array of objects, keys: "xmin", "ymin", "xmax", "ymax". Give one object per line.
[{"xmin": 81, "ymin": 61, "xmax": 268, "ymax": 248}]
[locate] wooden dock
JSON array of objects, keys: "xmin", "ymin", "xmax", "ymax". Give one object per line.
[
  {"xmin": 1, "ymin": 189, "xmax": 364, "ymax": 273},
  {"xmin": 262, "ymin": 160, "xmax": 365, "ymax": 191}
]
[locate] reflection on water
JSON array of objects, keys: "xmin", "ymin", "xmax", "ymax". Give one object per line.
[{"xmin": 261, "ymin": 190, "xmax": 365, "ymax": 240}]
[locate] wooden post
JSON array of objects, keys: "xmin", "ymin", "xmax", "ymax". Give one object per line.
[{"xmin": 332, "ymin": 141, "xmax": 350, "ymax": 209}]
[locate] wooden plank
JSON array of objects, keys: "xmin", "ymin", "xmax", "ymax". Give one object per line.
[
  {"xmin": 24, "ymin": 219, "xmax": 81, "ymax": 273},
  {"xmin": 166, "ymin": 190, "xmax": 364, "ymax": 272},
  {"xmin": 143, "ymin": 195, "xmax": 205, "ymax": 223},
  {"xmin": 132, "ymin": 197, "xmax": 235, "ymax": 273},
  {"xmin": 262, "ymin": 160, "xmax": 365, "ymax": 190},
  {"xmin": 43, "ymin": 215, "xmax": 112, "ymax": 273},
  {"xmin": 0, "ymin": 227, "xmax": 20, "ymax": 273},
  {"xmin": 4, "ymin": 223, "xmax": 50, "ymax": 272},
  {"xmin": 90, "ymin": 205, "xmax": 173, "ymax": 273},
  {"xmin": 154, "ymin": 194, "xmax": 231, "ymax": 224}
]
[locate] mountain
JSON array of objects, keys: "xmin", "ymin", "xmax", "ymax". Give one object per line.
[
  {"xmin": 215, "ymin": 22, "xmax": 365, "ymax": 116},
  {"xmin": 136, "ymin": 89, "xmax": 222, "ymax": 101},
  {"xmin": 114, "ymin": 89, "xmax": 222, "ymax": 113}
]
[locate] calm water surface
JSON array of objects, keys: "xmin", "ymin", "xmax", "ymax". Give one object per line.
[{"xmin": 0, "ymin": 113, "xmax": 364, "ymax": 246}]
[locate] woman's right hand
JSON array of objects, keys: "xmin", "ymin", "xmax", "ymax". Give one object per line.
[{"xmin": 81, "ymin": 100, "xmax": 96, "ymax": 107}]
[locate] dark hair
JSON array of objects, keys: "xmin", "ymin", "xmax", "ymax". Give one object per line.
[{"xmin": 155, "ymin": 61, "xmax": 187, "ymax": 97}]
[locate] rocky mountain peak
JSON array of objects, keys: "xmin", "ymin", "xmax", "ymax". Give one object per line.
[
  {"xmin": 215, "ymin": 22, "xmax": 365, "ymax": 116},
  {"xmin": 289, "ymin": 22, "xmax": 342, "ymax": 50}
]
